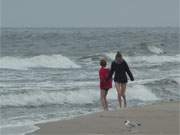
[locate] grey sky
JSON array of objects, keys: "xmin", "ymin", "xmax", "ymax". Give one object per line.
[{"xmin": 1, "ymin": 0, "xmax": 179, "ymax": 27}]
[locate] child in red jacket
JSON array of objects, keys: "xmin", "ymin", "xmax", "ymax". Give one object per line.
[{"xmin": 99, "ymin": 59, "xmax": 112, "ymax": 111}]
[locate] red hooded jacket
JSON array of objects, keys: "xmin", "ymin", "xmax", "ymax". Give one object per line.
[{"xmin": 99, "ymin": 67, "xmax": 112, "ymax": 90}]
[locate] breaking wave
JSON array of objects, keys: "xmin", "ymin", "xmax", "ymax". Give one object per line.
[
  {"xmin": 106, "ymin": 53, "xmax": 180, "ymax": 66},
  {"xmin": 1, "ymin": 84, "xmax": 160, "ymax": 107},
  {"xmin": 147, "ymin": 46, "xmax": 164, "ymax": 54},
  {"xmin": 0, "ymin": 89, "xmax": 98, "ymax": 107},
  {"xmin": 0, "ymin": 54, "xmax": 81, "ymax": 70}
]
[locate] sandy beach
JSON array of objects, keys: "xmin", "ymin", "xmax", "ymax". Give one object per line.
[{"xmin": 28, "ymin": 101, "xmax": 180, "ymax": 135}]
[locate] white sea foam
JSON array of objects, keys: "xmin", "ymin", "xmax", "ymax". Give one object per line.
[
  {"xmin": 106, "ymin": 84, "xmax": 159, "ymax": 102},
  {"xmin": 0, "ymin": 83, "xmax": 160, "ymax": 107},
  {"xmin": 0, "ymin": 54, "xmax": 81, "ymax": 70},
  {"xmin": 126, "ymin": 85, "xmax": 159, "ymax": 101},
  {"xmin": 173, "ymin": 77, "xmax": 180, "ymax": 86},
  {"xmin": 106, "ymin": 53, "xmax": 180, "ymax": 66},
  {"xmin": 147, "ymin": 46, "xmax": 164, "ymax": 54},
  {"xmin": 0, "ymin": 125, "xmax": 39, "ymax": 135},
  {"xmin": 0, "ymin": 89, "xmax": 99, "ymax": 107}
]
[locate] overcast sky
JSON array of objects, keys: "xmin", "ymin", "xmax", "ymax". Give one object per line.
[{"xmin": 1, "ymin": 0, "xmax": 179, "ymax": 27}]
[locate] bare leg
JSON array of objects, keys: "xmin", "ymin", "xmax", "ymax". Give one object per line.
[
  {"xmin": 121, "ymin": 83, "xmax": 127, "ymax": 107},
  {"xmin": 104, "ymin": 89, "xmax": 109, "ymax": 110},
  {"xmin": 100, "ymin": 90, "xmax": 108, "ymax": 110},
  {"xmin": 115, "ymin": 82, "xmax": 122, "ymax": 108}
]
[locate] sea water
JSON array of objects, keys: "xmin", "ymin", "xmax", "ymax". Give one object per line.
[{"xmin": 0, "ymin": 27, "xmax": 179, "ymax": 135}]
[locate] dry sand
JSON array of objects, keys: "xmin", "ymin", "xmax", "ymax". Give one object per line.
[{"xmin": 28, "ymin": 101, "xmax": 180, "ymax": 135}]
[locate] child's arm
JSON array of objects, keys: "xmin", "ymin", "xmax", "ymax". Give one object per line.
[{"xmin": 106, "ymin": 62, "xmax": 114, "ymax": 81}]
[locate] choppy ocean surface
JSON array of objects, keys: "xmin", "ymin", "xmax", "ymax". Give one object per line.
[{"xmin": 0, "ymin": 27, "xmax": 180, "ymax": 135}]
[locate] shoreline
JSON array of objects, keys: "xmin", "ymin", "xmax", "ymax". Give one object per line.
[{"xmin": 27, "ymin": 101, "xmax": 180, "ymax": 135}]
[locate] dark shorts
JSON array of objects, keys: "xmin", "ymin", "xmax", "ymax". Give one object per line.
[
  {"xmin": 101, "ymin": 88, "xmax": 109, "ymax": 91},
  {"xmin": 114, "ymin": 82, "xmax": 127, "ymax": 85},
  {"xmin": 114, "ymin": 78, "xmax": 127, "ymax": 83},
  {"xmin": 114, "ymin": 75, "xmax": 128, "ymax": 83},
  {"xmin": 101, "ymin": 89, "xmax": 109, "ymax": 95}
]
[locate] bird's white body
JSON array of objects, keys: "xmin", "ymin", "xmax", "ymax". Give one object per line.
[{"xmin": 124, "ymin": 120, "xmax": 141, "ymax": 129}]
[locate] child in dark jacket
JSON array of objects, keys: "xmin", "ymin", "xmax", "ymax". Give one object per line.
[{"xmin": 99, "ymin": 59, "xmax": 112, "ymax": 111}]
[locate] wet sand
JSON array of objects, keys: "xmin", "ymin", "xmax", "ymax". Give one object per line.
[{"xmin": 28, "ymin": 101, "xmax": 180, "ymax": 135}]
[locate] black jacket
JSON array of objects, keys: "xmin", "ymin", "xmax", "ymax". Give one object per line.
[{"xmin": 108, "ymin": 60, "xmax": 134, "ymax": 83}]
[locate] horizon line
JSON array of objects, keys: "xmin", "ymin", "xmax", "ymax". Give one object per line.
[{"xmin": 1, "ymin": 26, "xmax": 179, "ymax": 29}]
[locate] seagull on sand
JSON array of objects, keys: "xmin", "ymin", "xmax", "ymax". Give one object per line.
[{"xmin": 124, "ymin": 120, "xmax": 141, "ymax": 131}]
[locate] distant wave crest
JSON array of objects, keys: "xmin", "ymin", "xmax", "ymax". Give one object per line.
[
  {"xmin": 106, "ymin": 53, "xmax": 180, "ymax": 66},
  {"xmin": 147, "ymin": 46, "xmax": 164, "ymax": 54},
  {"xmin": 0, "ymin": 54, "xmax": 81, "ymax": 70}
]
